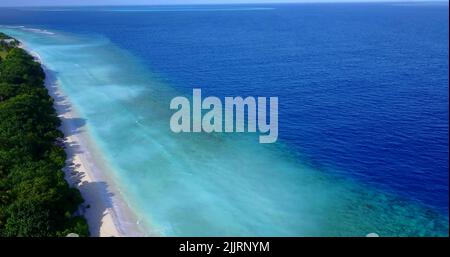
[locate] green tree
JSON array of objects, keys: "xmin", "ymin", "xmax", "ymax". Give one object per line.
[{"xmin": 0, "ymin": 33, "xmax": 89, "ymax": 237}]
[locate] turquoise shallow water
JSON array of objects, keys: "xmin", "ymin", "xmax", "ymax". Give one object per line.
[{"xmin": 1, "ymin": 26, "xmax": 448, "ymax": 236}]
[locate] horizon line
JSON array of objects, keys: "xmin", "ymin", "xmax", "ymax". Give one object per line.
[{"xmin": 0, "ymin": 0, "xmax": 448, "ymax": 8}]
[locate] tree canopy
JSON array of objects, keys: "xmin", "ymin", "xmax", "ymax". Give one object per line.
[{"xmin": 0, "ymin": 34, "xmax": 89, "ymax": 237}]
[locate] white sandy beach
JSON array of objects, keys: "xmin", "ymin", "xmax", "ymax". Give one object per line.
[
  {"xmin": 20, "ymin": 44, "xmax": 145, "ymax": 237},
  {"xmin": 43, "ymin": 60, "xmax": 121, "ymax": 237},
  {"xmin": 48, "ymin": 76, "xmax": 121, "ymax": 237}
]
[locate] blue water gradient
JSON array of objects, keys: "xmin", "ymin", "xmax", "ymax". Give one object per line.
[{"xmin": 1, "ymin": 3, "xmax": 448, "ymax": 236}]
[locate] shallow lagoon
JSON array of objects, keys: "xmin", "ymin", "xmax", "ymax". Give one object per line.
[{"xmin": 1, "ymin": 3, "xmax": 448, "ymax": 236}]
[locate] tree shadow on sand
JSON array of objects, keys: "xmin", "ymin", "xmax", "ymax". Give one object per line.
[
  {"xmin": 45, "ymin": 66, "xmax": 116, "ymax": 237},
  {"xmin": 64, "ymin": 139, "xmax": 116, "ymax": 236},
  {"xmin": 79, "ymin": 181, "xmax": 115, "ymax": 237}
]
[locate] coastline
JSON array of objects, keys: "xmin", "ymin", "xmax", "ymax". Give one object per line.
[
  {"xmin": 19, "ymin": 43, "xmax": 146, "ymax": 237},
  {"xmin": 1, "ymin": 17, "xmax": 447, "ymax": 236}
]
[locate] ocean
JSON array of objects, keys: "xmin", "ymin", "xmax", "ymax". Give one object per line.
[{"xmin": 1, "ymin": 2, "xmax": 448, "ymax": 236}]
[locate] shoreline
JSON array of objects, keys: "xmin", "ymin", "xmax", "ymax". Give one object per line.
[{"xmin": 20, "ymin": 43, "xmax": 147, "ymax": 237}]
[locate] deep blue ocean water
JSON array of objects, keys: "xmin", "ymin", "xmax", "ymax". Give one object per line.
[{"xmin": 1, "ymin": 3, "xmax": 448, "ymax": 236}]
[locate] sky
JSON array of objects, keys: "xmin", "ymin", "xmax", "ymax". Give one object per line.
[{"xmin": 0, "ymin": 0, "xmax": 445, "ymax": 7}]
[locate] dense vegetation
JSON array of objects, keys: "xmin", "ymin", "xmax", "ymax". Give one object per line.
[{"xmin": 0, "ymin": 32, "xmax": 89, "ymax": 236}]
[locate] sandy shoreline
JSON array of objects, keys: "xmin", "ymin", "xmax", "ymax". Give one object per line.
[
  {"xmin": 19, "ymin": 44, "xmax": 146, "ymax": 237},
  {"xmin": 54, "ymin": 86, "xmax": 121, "ymax": 237}
]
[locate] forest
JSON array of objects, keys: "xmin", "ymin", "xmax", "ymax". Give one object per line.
[{"xmin": 0, "ymin": 32, "xmax": 88, "ymax": 236}]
